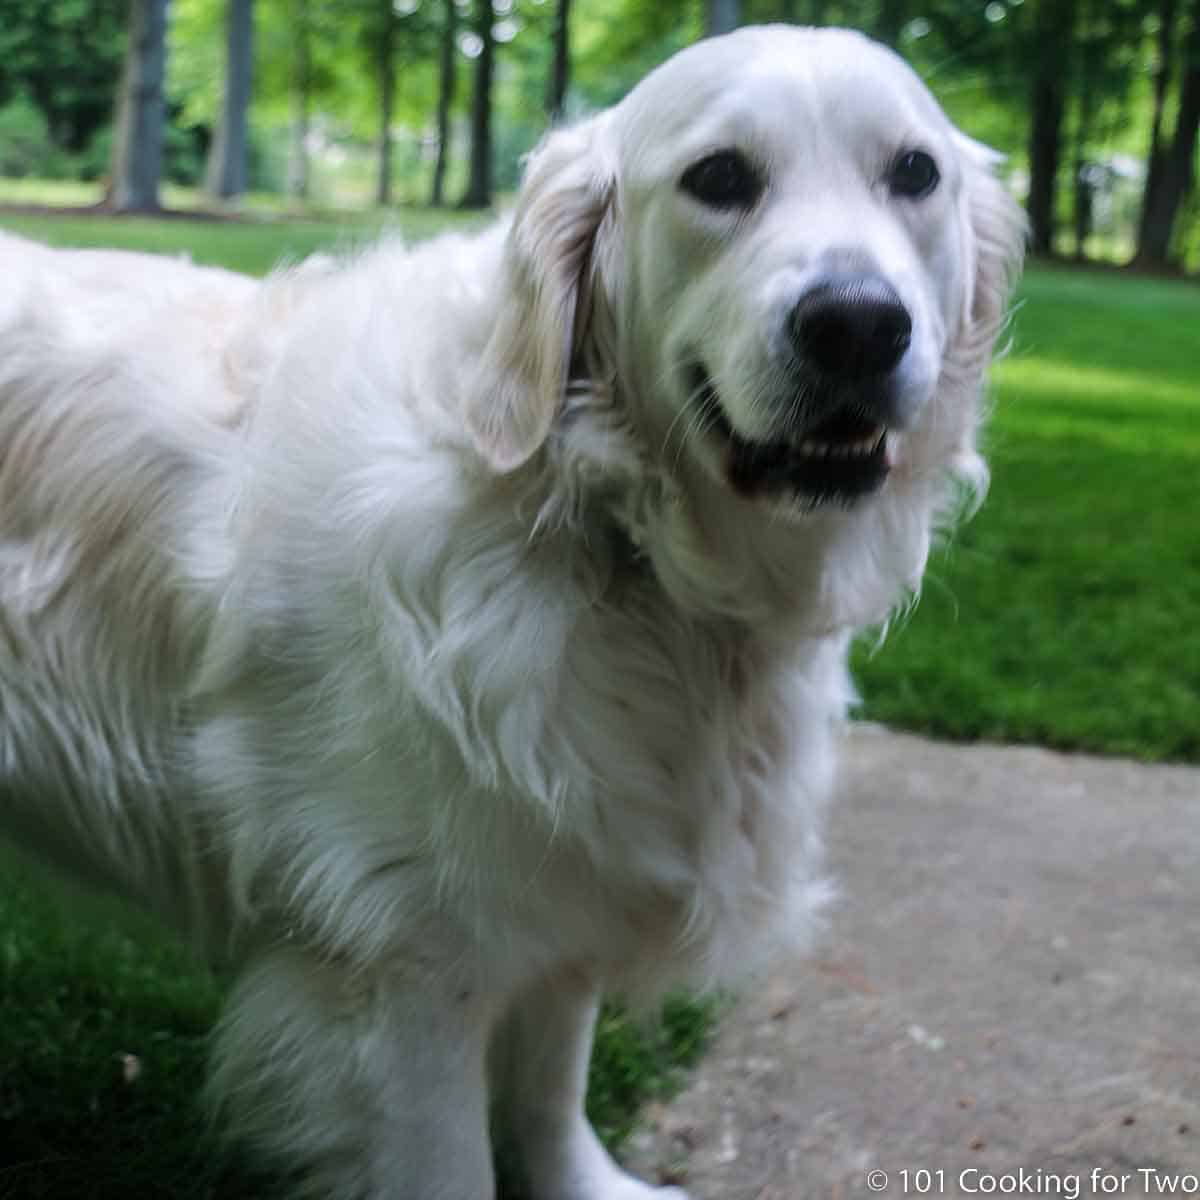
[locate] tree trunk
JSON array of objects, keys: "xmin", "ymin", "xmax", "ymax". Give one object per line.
[
  {"xmin": 1025, "ymin": 0, "xmax": 1075, "ymax": 257},
  {"xmin": 1073, "ymin": 7, "xmax": 1096, "ymax": 260},
  {"xmin": 205, "ymin": 0, "xmax": 254, "ymax": 202},
  {"xmin": 376, "ymin": 0, "xmax": 396, "ymax": 207},
  {"xmin": 1027, "ymin": 72, "xmax": 1066, "ymax": 256},
  {"xmin": 431, "ymin": 0, "xmax": 457, "ymax": 206},
  {"xmin": 706, "ymin": 0, "xmax": 739, "ymax": 36},
  {"xmin": 547, "ymin": 0, "xmax": 571, "ymax": 121},
  {"xmin": 108, "ymin": 0, "xmax": 168, "ymax": 212},
  {"xmin": 460, "ymin": 0, "xmax": 494, "ymax": 210},
  {"xmin": 1136, "ymin": 1, "xmax": 1200, "ymax": 267},
  {"xmin": 287, "ymin": 0, "xmax": 311, "ymax": 201},
  {"xmin": 1136, "ymin": 0, "xmax": 1177, "ymax": 254}
]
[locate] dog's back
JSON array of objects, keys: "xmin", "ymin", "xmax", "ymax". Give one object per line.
[{"xmin": 0, "ymin": 234, "xmax": 253, "ymax": 931}]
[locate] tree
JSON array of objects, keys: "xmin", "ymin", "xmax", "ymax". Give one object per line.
[
  {"xmin": 1066, "ymin": 0, "xmax": 1146, "ymax": 259},
  {"xmin": 460, "ymin": 0, "xmax": 494, "ymax": 209},
  {"xmin": 565, "ymin": 0, "xmax": 697, "ymax": 107},
  {"xmin": 707, "ymin": 0, "xmax": 739, "ymax": 35},
  {"xmin": 205, "ymin": 0, "xmax": 254, "ymax": 201},
  {"xmin": 287, "ymin": 0, "xmax": 311, "ymax": 200},
  {"xmin": 547, "ymin": 0, "xmax": 571, "ymax": 120},
  {"xmin": 108, "ymin": 0, "xmax": 169, "ymax": 211},
  {"xmin": 0, "ymin": 0, "xmax": 127, "ymax": 154},
  {"xmin": 1071, "ymin": 1, "xmax": 1100, "ymax": 258},
  {"xmin": 1026, "ymin": 0, "xmax": 1077, "ymax": 256},
  {"xmin": 430, "ymin": 0, "xmax": 458, "ymax": 206},
  {"xmin": 375, "ymin": 0, "xmax": 396, "ymax": 206},
  {"xmin": 1136, "ymin": 0, "xmax": 1200, "ymax": 267},
  {"xmin": 1139, "ymin": 0, "xmax": 1179, "ymax": 251}
]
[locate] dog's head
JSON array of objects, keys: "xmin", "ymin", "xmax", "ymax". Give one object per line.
[{"xmin": 468, "ymin": 27, "xmax": 1024, "ymax": 626}]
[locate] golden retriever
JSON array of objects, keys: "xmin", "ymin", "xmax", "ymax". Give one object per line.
[{"xmin": 0, "ymin": 26, "xmax": 1023, "ymax": 1200}]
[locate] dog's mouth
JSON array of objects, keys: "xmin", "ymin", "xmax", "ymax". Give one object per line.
[{"xmin": 690, "ymin": 366, "xmax": 892, "ymax": 504}]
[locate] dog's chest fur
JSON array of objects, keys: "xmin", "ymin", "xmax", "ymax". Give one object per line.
[{"xmin": 198, "ymin": 497, "xmax": 842, "ymax": 996}]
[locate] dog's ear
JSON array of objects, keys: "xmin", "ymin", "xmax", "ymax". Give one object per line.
[
  {"xmin": 465, "ymin": 118, "xmax": 616, "ymax": 472},
  {"xmin": 952, "ymin": 133, "xmax": 1026, "ymax": 371}
]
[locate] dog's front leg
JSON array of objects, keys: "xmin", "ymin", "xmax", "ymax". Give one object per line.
[
  {"xmin": 211, "ymin": 945, "xmax": 497, "ymax": 1200},
  {"xmin": 504, "ymin": 969, "xmax": 691, "ymax": 1200}
]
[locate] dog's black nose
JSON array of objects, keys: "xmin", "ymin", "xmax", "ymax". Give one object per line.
[{"xmin": 790, "ymin": 275, "xmax": 912, "ymax": 380}]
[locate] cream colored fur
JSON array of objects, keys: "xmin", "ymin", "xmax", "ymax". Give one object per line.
[{"xmin": 0, "ymin": 28, "xmax": 1023, "ymax": 1200}]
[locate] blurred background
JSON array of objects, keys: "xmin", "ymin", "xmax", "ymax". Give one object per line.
[{"xmin": 0, "ymin": 0, "xmax": 1196, "ymax": 271}]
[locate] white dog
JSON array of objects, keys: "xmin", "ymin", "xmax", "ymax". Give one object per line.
[{"xmin": 0, "ymin": 26, "xmax": 1023, "ymax": 1200}]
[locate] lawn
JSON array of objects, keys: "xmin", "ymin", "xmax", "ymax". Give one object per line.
[
  {"xmin": 0, "ymin": 842, "xmax": 714, "ymax": 1200},
  {"xmin": 0, "ymin": 210, "xmax": 1197, "ymax": 1198},
  {"xmin": 853, "ymin": 265, "xmax": 1200, "ymax": 762},
  {"xmin": 0, "ymin": 206, "xmax": 486, "ymax": 276}
]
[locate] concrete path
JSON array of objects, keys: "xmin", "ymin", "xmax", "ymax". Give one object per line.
[{"xmin": 623, "ymin": 727, "xmax": 1200, "ymax": 1200}]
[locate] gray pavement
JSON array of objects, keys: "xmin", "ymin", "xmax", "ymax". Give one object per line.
[{"xmin": 623, "ymin": 726, "xmax": 1200, "ymax": 1200}]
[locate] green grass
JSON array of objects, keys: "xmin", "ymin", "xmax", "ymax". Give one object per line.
[
  {"xmin": 0, "ymin": 207, "xmax": 486, "ymax": 276},
  {"xmin": 0, "ymin": 179, "xmax": 294, "ymax": 213},
  {"xmin": 853, "ymin": 265, "xmax": 1200, "ymax": 762},
  {"xmin": 0, "ymin": 853, "xmax": 261, "ymax": 1200},
  {"xmin": 0, "ymin": 211, "xmax": 1196, "ymax": 1197},
  {"xmin": 0, "ymin": 847, "xmax": 715, "ymax": 1200}
]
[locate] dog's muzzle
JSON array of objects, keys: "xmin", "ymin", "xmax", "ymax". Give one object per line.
[{"xmin": 694, "ymin": 272, "xmax": 917, "ymax": 506}]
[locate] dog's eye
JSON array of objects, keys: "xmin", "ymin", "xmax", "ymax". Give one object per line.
[
  {"xmin": 888, "ymin": 150, "xmax": 940, "ymax": 198},
  {"xmin": 680, "ymin": 150, "xmax": 762, "ymax": 210}
]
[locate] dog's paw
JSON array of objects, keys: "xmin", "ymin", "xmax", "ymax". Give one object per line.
[
  {"xmin": 522, "ymin": 1133, "xmax": 692, "ymax": 1200},
  {"xmin": 534, "ymin": 1180, "xmax": 690, "ymax": 1200},
  {"xmin": 539, "ymin": 1170, "xmax": 692, "ymax": 1200},
  {"xmin": 599, "ymin": 1180, "xmax": 690, "ymax": 1200}
]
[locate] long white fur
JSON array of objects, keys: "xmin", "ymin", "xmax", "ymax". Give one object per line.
[{"xmin": 0, "ymin": 27, "xmax": 1023, "ymax": 1200}]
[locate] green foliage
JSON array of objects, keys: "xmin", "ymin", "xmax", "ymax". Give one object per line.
[
  {"xmin": 0, "ymin": 0, "xmax": 126, "ymax": 152},
  {"xmin": 0, "ymin": 92, "xmax": 65, "ymax": 178},
  {"xmin": 572, "ymin": 0, "xmax": 700, "ymax": 107},
  {"xmin": 167, "ymin": 0, "xmax": 226, "ymax": 128}
]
